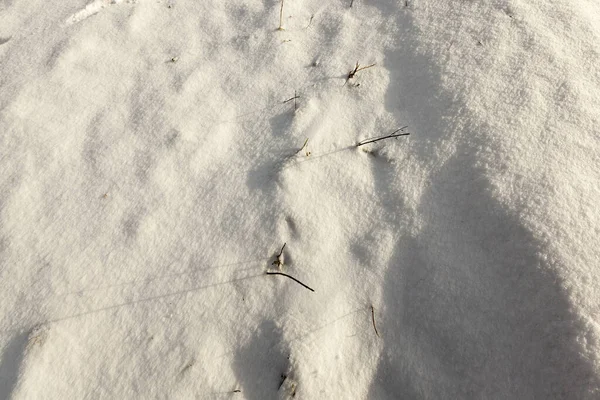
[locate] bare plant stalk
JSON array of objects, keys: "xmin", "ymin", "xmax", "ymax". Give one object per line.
[
  {"xmin": 349, "ymin": 62, "xmax": 376, "ymax": 79},
  {"xmin": 356, "ymin": 127, "xmax": 410, "ymax": 147},
  {"xmin": 345, "ymin": 61, "xmax": 376, "ymax": 85},
  {"xmin": 266, "ymin": 271, "xmax": 315, "ymax": 292},
  {"xmin": 283, "ymin": 91, "xmax": 300, "ymax": 111},
  {"xmin": 278, "ymin": 0, "xmax": 285, "ymax": 30},
  {"xmin": 278, "ymin": 242, "xmax": 286, "ymax": 256},
  {"xmin": 371, "ymin": 305, "xmax": 380, "ymax": 337},
  {"xmin": 355, "ymin": 63, "xmax": 376, "ymax": 73},
  {"xmin": 272, "ymin": 242, "xmax": 286, "ymax": 267},
  {"xmin": 305, "ymin": 15, "xmax": 314, "ymax": 29},
  {"xmin": 294, "ymin": 138, "xmax": 309, "ymax": 155}
]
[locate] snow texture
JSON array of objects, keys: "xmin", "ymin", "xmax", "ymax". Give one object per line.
[{"xmin": 1, "ymin": 0, "xmax": 599, "ymax": 398}]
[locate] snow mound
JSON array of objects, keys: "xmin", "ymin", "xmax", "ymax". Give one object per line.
[{"xmin": 1, "ymin": 0, "xmax": 599, "ymax": 398}]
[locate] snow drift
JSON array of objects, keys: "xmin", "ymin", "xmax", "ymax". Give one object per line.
[{"xmin": 1, "ymin": 0, "xmax": 599, "ymax": 398}]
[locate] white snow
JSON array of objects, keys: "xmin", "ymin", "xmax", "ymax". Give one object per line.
[{"xmin": 1, "ymin": 0, "xmax": 599, "ymax": 398}]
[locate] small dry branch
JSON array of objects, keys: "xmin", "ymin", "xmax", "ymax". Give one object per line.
[
  {"xmin": 283, "ymin": 91, "xmax": 300, "ymax": 111},
  {"xmin": 305, "ymin": 15, "xmax": 314, "ymax": 29},
  {"xmin": 272, "ymin": 243, "xmax": 286, "ymax": 268},
  {"xmin": 357, "ymin": 127, "xmax": 410, "ymax": 147},
  {"xmin": 371, "ymin": 305, "xmax": 380, "ymax": 337},
  {"xmin": 294, "ymin": 138, "xmax": 310, "ymax": 156},
  {"xmin": 278, "ymin": 0, "xmax": 285, "ymax": 30},
  {"xmin": 346, "ymin": 61, "xmax": 376, "ymax": 84},
  {"xmin": 266, "ymin": 271, "xmax": 315, "ymax": 292}
]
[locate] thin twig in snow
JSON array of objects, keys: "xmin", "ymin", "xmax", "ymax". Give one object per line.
[
  {"xmin": 371, "ymin": 305, "xmax": 380, "ymax": 337},
  {"xmin": 266, "ymin": 271, "xmax": 315, "ymax": 292},
  {"xmin": 305, "ymin": 15, "xmax": 314, "ymax": 29},
  {"xmin": 356, "ymin": 127, "xmax": 410, "ymax": 147},
  {"xmin": 272, "ymin": 242, "xmax": 286, "ymax": 268},
  {"xmin": 344, "ymin": 61, "xmax": 376, "ymax": 85},
  {"xmin": 349, "ymin": 61, "xmax": 376, "ymax": 79},
  {"xmin": 283, "ymin": 91, "xmax": 300, "ymax": 111},
  {"xmin": 278, "ymin": 0, "xmax": 285, "ymax": 30},
  {"xmin": 294, "ymin": 138, "xmax": 310, "ymax": 156}
]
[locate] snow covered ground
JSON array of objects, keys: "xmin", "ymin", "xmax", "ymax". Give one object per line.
[{"xmin": 1, "ymin": 0, "xmax": 599, "ymax": 398}]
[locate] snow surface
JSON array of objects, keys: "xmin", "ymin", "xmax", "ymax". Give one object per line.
[{"xmin": 1, "ymin": 0, "xmax": 599, "ymax": 398}]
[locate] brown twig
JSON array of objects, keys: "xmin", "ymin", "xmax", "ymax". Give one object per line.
[
  {"xmin": 356, "ymin": 126, "xmax": 410, "ymax": 147},
  {"xmin": 277, "ymin": 243, "xmax": 286, "ymax": 257},
  {"xmin": 278, "ymin": 0, "xmax": 285, "ymax": 30},
  {"xmin": 371, "ymin": 305, "xmax": 380, "ymax": 337},
  {"xmin": 272, "ymin": 243, "xmax": 286, "ymax": 267},
  {"xmin": 266, "ymin": 271, "xmax": 315, "ymax": 292},
  {"xmin": 283, "ymin": 91, "xmax": 300, "ymax": 111},
  {"xmin": 345, "ymin": 61, "xmax": 376, "ymax": 85},
  {"xmin": 349, "ymin": 62, "xmax": 376, "ymax": 79},
  {"xmin": 305, "ymin": 15, "xmax": 314, "ymax": 29},
  {"xmin": 294, "ymin": 138, "xmax": 310, "ymax": 156}
]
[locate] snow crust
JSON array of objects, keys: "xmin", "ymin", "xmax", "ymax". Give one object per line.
[{"xmin": 1, "ymin": 0, "xmax": 599, "ymax": 398}]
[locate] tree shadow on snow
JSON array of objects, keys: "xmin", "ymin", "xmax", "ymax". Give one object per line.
[
  {"xmin": 366, "ymin": 1, "xmax": 600, "ymax": 398},
  {"xmin": 370, "ymin": 148, "xmax": 599, "ymax": 399},
  {"xmin": 0, "ymin": 332, "xmax": 28, "ymax": 399}
]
